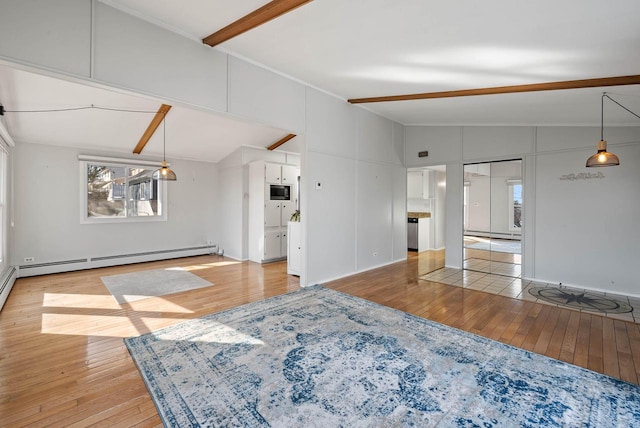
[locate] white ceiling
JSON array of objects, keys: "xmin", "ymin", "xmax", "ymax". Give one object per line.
[
  {"xmin": 105, "ymin": 0, "xmax": 640, "ymax": 126},
  {"xmin": 1, "ymin": 0, "xmax": 640, "ymax": 163}
]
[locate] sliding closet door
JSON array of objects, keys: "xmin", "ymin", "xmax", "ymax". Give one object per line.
[{"xmin": 463, "ymin": 160, "xmax": 522, "ymax": 277}]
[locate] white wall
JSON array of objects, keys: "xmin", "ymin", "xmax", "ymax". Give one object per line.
[
  {"xmin": 534, "ymin": 138, "xmax": 640, "ymax": 295},
  {"xmin": 93, "ymin": 3, "xmax": 228, "ymax": 112},
  {"xmin": 305, "ymin": 88, "xmax": 406, "ymax": 285},
  {"xmin": 0, "ymin": 0, "xmax": 92, "ymax": 77},
  {"xmin": 217, "ymin": 148, "xmax": 245, "ymax": 260},
  {"xmin": 228, "ymin": 56, "xmax": 306, "ymax": 133},
  {"xmin": 406, "ymin": 125, "xmax": 640, "ymax": 296},
  {"xmin": 12, "ymin": 142, "xmax": 218, "ymax": 267}
]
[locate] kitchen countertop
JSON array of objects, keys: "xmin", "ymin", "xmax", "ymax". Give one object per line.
[{"xmin": 408, "ymin": 212, "xmax": 431, "ymax": 219}]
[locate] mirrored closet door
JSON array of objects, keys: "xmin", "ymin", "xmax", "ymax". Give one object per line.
[{"xmin": 463, "ymin": 160, "xmax": 522, "ymax": 277}]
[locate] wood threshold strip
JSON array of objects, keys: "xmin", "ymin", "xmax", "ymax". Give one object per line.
[
  {"xmin": 203, "ymin": 0, "xmax": 314, "ymax": 47},
  {"xmin": 347, "ymin": 75, "xmax": 640, "ymax": 104},
  {"xmin": 267, "ymin": 133, "xmax": 296, "ymax": 151},
  {"xmin": 132, "ymin": 104, "xmax": 172, "ymax": 155}
]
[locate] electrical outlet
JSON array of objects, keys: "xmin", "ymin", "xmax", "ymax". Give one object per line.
[
  {"xmin": 24, "ymin": 257, "xmax": 35, "ymax": 263},
  {"xmin": 372, "ymin": 252, "xmax": 378, "ymax": 257},
  {"xmin": 207, "ymin": 240, "xmax": 213, "ymax": 245}
]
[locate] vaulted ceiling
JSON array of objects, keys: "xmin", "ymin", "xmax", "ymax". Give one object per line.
[{"xmin": 1, "ymin": 0, "xmax": 639, "ymax": 162}]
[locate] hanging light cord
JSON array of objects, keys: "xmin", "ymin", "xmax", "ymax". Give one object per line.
[
  {"xmin": 601, "ymin": 93, "xmax": 605, "ymax": 141},
  {"xmin": 163, "ymin": 113, "xmax": 166, "ymax": 160},
  {"xmin": 1, "ymin": 104, "xmax": 158, "ymax": 114},
  {"xmin": 601, "ymin": 93, "xmax": 640, "ymax": 141}
]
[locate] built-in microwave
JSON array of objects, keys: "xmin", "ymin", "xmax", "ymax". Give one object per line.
[{"xmin": 270, "ymin": 184, "xmax": 291, "ymax": 200}]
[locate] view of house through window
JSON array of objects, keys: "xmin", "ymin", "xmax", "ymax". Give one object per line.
[
  {"xmin": 85, "ymin": 162, "xmax": 164, "ymax": 220},
  {"xmin": 509, "ymin": 180, "xmax": 522, "ymax": 231}
]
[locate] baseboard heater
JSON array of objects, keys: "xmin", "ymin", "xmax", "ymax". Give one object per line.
[
  {"xmin": 0, "ymin": 266, "xmax": 17, "ymax": 312},
  {"xmin": 464, "ymin": 230, "xmax": 521, "ymax": 241},
  {"xmin": 91, "ymin": 246, "xmax": 210, "ymax": 262},
  {"xmin": 18, "ymin": 246, "xmax": 213, "ymax": 277}
]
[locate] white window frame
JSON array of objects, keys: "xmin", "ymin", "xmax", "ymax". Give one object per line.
[
  {"xmin": 0, "ymin": 143, "xmax": 7, "ymax": 265},
  {"xmin": 79, "ymin": 156, "xmax": 168, "ymax": 224},
  {"xmin": 463, "ymin": 180, "xmax": 470, "ymax": 231},
  {"xmin": 507, "ymin": 179, "xmax": 522, "ymax": 232}
]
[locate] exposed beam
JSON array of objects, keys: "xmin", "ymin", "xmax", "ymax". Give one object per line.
[
  {"xmin": 268, "ymin": 133, "xmax": 296, "ymax": 151},
  {"xmin": 203, "ymin": 0, "xmax": 313, "ymax": 47},
  {"xmin": 348, "ymin": 75, "xmax": 640, "ymax": 104},
  {"xmin": 133, "ymin": 104, "xmax": 172, "ymax": 155}
]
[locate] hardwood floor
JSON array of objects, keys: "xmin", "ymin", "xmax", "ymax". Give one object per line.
[{"xmin": 1, "ymin": 251, "xmax": 639, "ymax": 426}]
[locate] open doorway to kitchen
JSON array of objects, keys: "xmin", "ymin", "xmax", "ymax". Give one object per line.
[
  {"xmin": 407, "ymin": 165, "xmax": 446, "ymax": 274},
  {"xmin": 463, "ymin": 159, "xmax": 522, "ymax": 278}
]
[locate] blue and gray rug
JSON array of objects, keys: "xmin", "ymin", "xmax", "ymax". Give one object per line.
[{"xmin": 125, "ymin": 286, "xmax": 640, "ymax": 427}]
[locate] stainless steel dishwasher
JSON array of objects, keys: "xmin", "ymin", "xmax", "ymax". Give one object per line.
[{"xmin": 408, "ymin": 217, "xmax": 418, "ymax": 251}]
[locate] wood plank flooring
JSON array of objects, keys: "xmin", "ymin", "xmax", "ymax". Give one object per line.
[{"xmin": 1, "ymin": 251, "xmax": 639, "ymax": 426}]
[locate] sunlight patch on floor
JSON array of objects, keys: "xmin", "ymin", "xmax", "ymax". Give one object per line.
[
  {"xmin": 43, "ymin": 292, "xmax": 121, "ymax": 310},
  {"xmin": 41, "ymin": 313, "xmax": 188, "ymax": 337},
  {"xmin": 124, "ymin": 297, "xmax": 194, "ymax": 313}
]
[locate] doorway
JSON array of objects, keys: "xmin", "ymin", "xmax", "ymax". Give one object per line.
[
  {"xmin": 407, "ymin": 165, "xmax": 447, "ymax": 275},
  {"xmin": 463, "ymin": 160, "xmax": 522, "ymax": 277}
]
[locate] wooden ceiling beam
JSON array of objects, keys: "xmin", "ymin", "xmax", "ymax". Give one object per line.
[
  {"xmin": 133, "ymin": 104, "xmax": 172, "ymax": 155},
  {"xmin": 203, "ymin": 0, "xmax": 313, "ymax": 47},
  {"xmin": 268, "ymin": 133, "xmax": 296, "ymax": 151},
  {"xmin": 348, "ymin": 75, "xmax": 640, "ymax": 104}
]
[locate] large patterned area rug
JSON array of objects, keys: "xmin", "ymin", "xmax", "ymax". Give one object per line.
[
  {"xmin": 125, "ymin": 286, "xmax": 640, "ymax": 427},
  {"xmin": 102, "ymin": 268, "xmax": 212, "ymax": 304}
]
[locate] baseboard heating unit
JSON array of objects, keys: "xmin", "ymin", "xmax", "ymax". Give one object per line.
[
  {"xmin": 0, "ymin": 266, "xmax": 17, "ymax": 312},
  {"xmin": 18, "ymin": 246, "xmax": 212, "ymax": 277}
]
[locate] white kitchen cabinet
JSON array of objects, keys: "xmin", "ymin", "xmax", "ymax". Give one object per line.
[
  {"xmin": 287, "ymin": 222, "xmax": 301, "ymax": 276},
  {"xmin": 264, "ymin": 230, "xmax": 287, "ymax": 261},
  {"xmin": 281, "ymin": 200, "xmax": 296, "ymax": 225},
  {"xmin": 282, "ymin": 165, "xmax": 298, "ymax": 185},
  {"xmin": 407, "ymin": 171, "xmax": 422, "ymax": 199},
  {"xmin": 408, "ymin": 169, "xmax": 437, "ymax": 199},
  {"xmin": 265, "ymin": 200, "xmax": 281, "ymax": 227},
  {"xmin": 249, "ymin": 160, "xmax": 299, "ymax": 263},
  {"xmin": 265, "ymin": 163, "xmax": 282, "ymax": 183},
  {"xmin": 266, "ymin": 163, "xmax": 298, "ymax": 185}
]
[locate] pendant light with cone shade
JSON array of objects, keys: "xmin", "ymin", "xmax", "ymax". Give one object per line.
[
  {"xmin": 586, "ymin": 93, "xmax": 640, "ymax": 167},
  {"xmin": 152, "ymin": 113, "xmax": 177, "ymax": 181}
]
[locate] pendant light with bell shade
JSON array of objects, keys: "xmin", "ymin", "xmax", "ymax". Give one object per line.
[
  {"xmin": 152, "ymin": 113, "xmax": 177, "ymax": 181},
  {"xmin": 586, "ymin": 93, "xmax": 640, "ymax": 167}
]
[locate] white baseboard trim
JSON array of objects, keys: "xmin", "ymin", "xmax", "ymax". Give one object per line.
[{"xmin": 311, "ymin": 258, "xmax": 406, "ymax": 287}]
